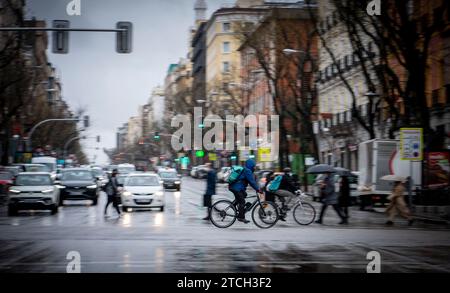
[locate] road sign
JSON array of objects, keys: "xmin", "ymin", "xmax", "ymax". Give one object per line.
[
  {"xmin": 208, "ymin": 153, "xmax": 217, "ymax": 161},
  {"xmin": 258, "ymin": 147, "xmax": 271, "ymax": 162},
  {"xmin": 400, "ymin": 128, "xmax": 423, "ymax": 160},
  {"xmin": 52, "ymin": 20, "xmax": 70, "ymax": 54}
]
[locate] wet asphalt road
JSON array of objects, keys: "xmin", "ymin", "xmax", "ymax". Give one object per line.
[{"xmin": 0, "ymin": 176, "xmax": 449, "ymax": 273}]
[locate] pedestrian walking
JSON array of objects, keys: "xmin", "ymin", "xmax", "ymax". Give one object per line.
[
  {"xmin": 104, "ymin": 169, "xmax": 121, "ymax": 217},
  {"xmin": 339, "ymin": 175, "xmax": 351, "ymax": 218},
  {"xmin": 315, "ymin": 173, "xmax": 348, "ymax": 224},
  {"xmin": 202, "ymin": 163, "xmax": 216, "ymax": 220},
  {"xmin": 386, "ymin": 181, "xmax": 414, "ymax": 226}
]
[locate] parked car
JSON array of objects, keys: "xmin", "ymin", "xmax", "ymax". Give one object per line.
[
  {"xmin": 0, "ymin": 171, "xmax": 14, "ymax": 195},
  {"xmin": 196, "ymin": 165, "xmax": 209, "ymax": 179},
  {"xmin": 118, "ymin": 163, "xmax": 136, "ymax": 174},
  {"xmin": 91, "ymin": 167, "xmax": 108, "ymax": 187},
  {"xmin": 1, "ymin": 166, "xmax": 21, "ymax": 177},
  {"xmin": 120, "ymin": 173, "xmax": 165, "ymax": 212},
  {"xmin": 190, "ymin": 167, "xmax": 199, "ymax": 178},
  {"xmin": 7, "ymin": 172, "xmax": 60, "ymax": 216},
  {"xmin": 158, "ymin": 170, "xmax": 181, "ymax": 191},
  {"xmin": 13, "ymin": 163, "xmax": 50, "ymax": 173},
  {"xmin": 31, "ymin": 156, "xmax": 57, "ymax": 179},
  {"xmin": 217, "ymin": 167, "xmax": 230, "ymax": 183},
  {"xmin": 58, "ymin": 168, "xmax": 100, "ymax": 205}
]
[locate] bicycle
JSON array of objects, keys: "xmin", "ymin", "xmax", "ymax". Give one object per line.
[
  {"xmin": 209, "ymin": 193, "xmax": 279, "ymax": 229},
  {"xmin": 274, "ymin": 189, "xmax": 316, "ymax": 225}
]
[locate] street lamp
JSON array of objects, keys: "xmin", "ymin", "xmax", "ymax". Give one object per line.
[{"xmin": 282, "ymin": 48, "xmax": 306, "ymax": 55}]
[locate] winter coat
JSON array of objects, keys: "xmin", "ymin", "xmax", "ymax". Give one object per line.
[
  {"xmin": 205, "ymin": 169, "xmax": 217, "ymax": 196},
  {"xmin": 339, "ymin": 176, "xmax": 351, "ymax": 207},
  {"xmin": 229, "ymin": 159, "xmax": 260, "ymax": 193},
  {"xmin": 321, "ymin": 174, "xmax": 338, "ymax": 205},
  {"xmin": 386, "ymin": 183, "xmax": 410, "ymax": 217}
]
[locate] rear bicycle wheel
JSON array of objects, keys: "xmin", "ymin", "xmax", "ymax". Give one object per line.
[
  {"xmin": 293, "ymin": 202, "xmax": 316, "ymax": 225},
  {"xmin": 252, "ymin": 201, "xmax": 279, "ymax": 229},
  {"xmin": 210, "ymin": 200, "xmax": 237, "ymax": 228}
]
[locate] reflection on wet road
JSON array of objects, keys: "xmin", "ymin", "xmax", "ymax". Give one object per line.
[{"xmin": 0, "ymin": 177, "xmax": 449, "ymax": 272}]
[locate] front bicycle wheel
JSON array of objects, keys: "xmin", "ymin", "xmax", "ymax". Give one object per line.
[
  {"xmin": 210, "ymin": 200, "xmax": 237, "ymax": 228},
  {"xmin": 252, "ymin": 201, "xmax": 279, "ymax": 229},
  {"xmin": 293, "ymin": 202, "xmax": 316, "ymax": 225}
]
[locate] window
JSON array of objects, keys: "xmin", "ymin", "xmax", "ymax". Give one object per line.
[
  {"xmin": 223, "ymin": 42, "xmax": 231, "ymax": 53},
  {"xmin": 446, "ymin": 84, "xmax": 450, "ymax": 104},
  {"xmin": 223, "ymin": 61, "xmax": 230, "ymax": 73},
  {"xmin": 432, "ymin": 89, "xmax": 440, "ymax": 106},
  {"xmin": 222, "ymin": 22, "xmax": 231, "ymax": 32}
]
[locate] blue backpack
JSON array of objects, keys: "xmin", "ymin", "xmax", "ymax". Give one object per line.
[
  {"xmin": 268, "ymin": 175, "xmax": 283, "ymax": 192},
  {"xmin": 227, "ymin": 166, "xmax": 244, "ymax": 184}
]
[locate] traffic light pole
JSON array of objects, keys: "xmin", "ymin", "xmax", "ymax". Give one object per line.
[
  {"xmin": 0, "ymin": 28, "xmax": 126, "ymax": 32},
  {"xmin": 27, "ymin": 118, "xmax": 81, "ymax": 152}
]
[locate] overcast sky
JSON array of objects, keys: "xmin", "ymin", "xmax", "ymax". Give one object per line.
[{"xmin": 25, "ymin": 0, "xmax": 230, "ymax": 165}]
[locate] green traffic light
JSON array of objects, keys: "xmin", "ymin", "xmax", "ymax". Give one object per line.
[{"xmin": 198, "ymin": 124, "xmax": 205, "ymax": 128}]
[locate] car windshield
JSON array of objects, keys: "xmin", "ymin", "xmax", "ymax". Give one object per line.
[
  {"xmin": 118, "ymin": 167, "xmax": 135, "ymax": 174},
  {"xmin": 0, "ymin": 172, "xmax": 12, "ymax": 180},
  {"xmin": 159, "ymin": 172, "xmax": 177, "ymax": 179},
  {"xmin": 92, "ymin": 169, "xmax": 103, "ymax": 177},
  {"xmin": 126, "ymin": 176, "xmax": 159, "ymax": 186},
  {"xmin": 117, "ymin": 175, "xmax": 127, "ymax": 185},
  {"xmin": 15, "ymin": 175, "xmax": 52, "ymax": 186},
  {"xmin": 25, "ymin": 165, "xmax": 50, "ymax": 172},
  {"xmin": 62, "ymin": 170, "xmax": 93, "ymax": 181}
]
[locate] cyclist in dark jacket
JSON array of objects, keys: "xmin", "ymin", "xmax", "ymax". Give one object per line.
[{"xmin": 229, "ymin": 159, "xmax": 262, "ymax": 223}]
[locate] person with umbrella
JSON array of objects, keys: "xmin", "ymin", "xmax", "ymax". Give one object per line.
[
  {"xmin": 307, "ymin": 165, "xmax": 348, "ymax": 225},
  {"xmin": 338, "ymin": 175, "xmax": 351, "ymax": 218},
  {"xmin": 381, "ymin": 175, "xmax": 414, "ymax": 226}
]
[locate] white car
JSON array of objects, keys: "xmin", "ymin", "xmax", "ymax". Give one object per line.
[
  {"xmin": 120, "ymin": 173, "xmax": 165, "ymax": 212},
  {"xmin": 217, "ymin": 167, "xmax": 230, "ymax": 183},
  {"xmin": 8, "ymin": 172, "xmax": 60, "ymax": 216}
]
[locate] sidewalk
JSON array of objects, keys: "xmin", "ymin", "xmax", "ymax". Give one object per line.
[{"xmin": 309, "ymin": 202, "xmax": 450, "ymax": 229}]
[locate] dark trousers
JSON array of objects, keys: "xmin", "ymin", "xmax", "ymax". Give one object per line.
[
  {"xmin": 104, "ymin": 195, "xmax": 121, "ymax": 215},
  {"xmin": 318, "ymin": 203, "xmax": 346, "ymax": 221},
  {"xmin": 231, "ymin": 190, "xmax": 247, "ymax": 219},
  {"xmin": 341, "ymin": 206, "xmax": 349, "ymax": 218}
]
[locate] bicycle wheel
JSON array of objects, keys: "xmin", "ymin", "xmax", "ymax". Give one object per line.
[
  {"xmin": 252, "ymin": 201, "xmax": 279, "ymax": 229},
  {"xmin": 210, "ymin": 200, "xmax": 237, "ymax": 228},
  {"xmin": 293, "ymin": 202, "xmax": 316, "ymax": 225}
]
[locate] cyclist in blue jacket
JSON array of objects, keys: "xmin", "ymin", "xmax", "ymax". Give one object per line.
[{"xmin": 229, "ymin": 159, "xmax": 263, "ymax": 223}]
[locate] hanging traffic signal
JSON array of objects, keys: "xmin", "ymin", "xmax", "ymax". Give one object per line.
[
  {"xmin": 52, "ymin": 20, "xmax": 70, "ymax": 54},
  {"xmin": 116, "ymin": 22, "xmax": 133, "ymax": 53},
  {"xmin": 154, "ymin": 132, "xmax": 160, "ymax": 140}
]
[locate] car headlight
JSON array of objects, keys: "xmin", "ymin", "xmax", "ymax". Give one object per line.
[
  {"xmin": 155, "ymin": 191, "xmax": 164, "ymax": 197},
  {"xmin": 123, "ymin": 191, "xmax": 132, "ymax": 197},
  {"xmin": 174, "ymin": 181, "xmax": 181, "ymax": 184},
  {"xmin": 41, "ymin": 189, "xmax": 54, "ymax": 194},
  {"xmin": 86, "ymin": 185, "xmax": 97, "ymax": 189},
  {"xmin": 9, "ymin": 189, "xmax": 21, "ymax": 194}
]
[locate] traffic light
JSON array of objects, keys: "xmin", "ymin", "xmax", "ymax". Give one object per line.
[
  {"xmin": 154, "ymin": 132, "xmax": 160, "ymax": 140},
  {"xmin": 116, "ymin": 22, "xmax": 133, "ymax": 53},
  {"xmin": 96, "ymin": 135, "xmax": 101, "ymax": 143},
  {"xmin": 83, "ymin": 115, "xmax": 90, "ymax": 128},
  {"xmin": 52, "ymin": 20, "xmax": 70, "ymax": 54},
  {"xmin": 195, "ymin": 150, "xmax": 205, "ymax": 158},
  {"xmin": 230, "ymin": 153, "xmax": 237, "ymax": 161},
  {"xmin": 198, "ymin": 123, "xmax": 205, "ymax": 129}
]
